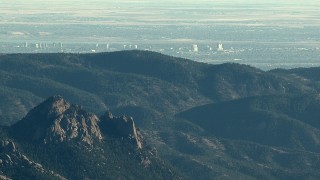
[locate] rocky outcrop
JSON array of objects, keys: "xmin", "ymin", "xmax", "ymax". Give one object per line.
[
  {"xmin": 11, "ymin": 96, "xmax": 143, "ymax": 149},
  {"xmin": 100, "ymin": 112, "xmax": 143, "ymax": 149},
  {"xmin": 0, "ymin": 175, "xmax": 10, "ymax": 180},
  {"xmin": 1, "ymin": 140, "xmax": 16, "ymax": 153},
  {"xmin": 11, "ymin": 95, "xmax": 102, "ymax": 146},
  {"xmin": 44, "ymin": 105, "xmax": 102, "ymax": 145}
]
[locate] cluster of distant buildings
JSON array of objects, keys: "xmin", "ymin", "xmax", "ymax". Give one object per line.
[
  {"xmin": 20, "ymin": 41, "xmax": 223, "ymax": 52},
  {"xmin": 22, "ymin": 42, "xmax": 63, "ymax": 49},
  {"xmin": 192, "ymin": 43, "xmax": 224, "ymax": 53},
  {"xmin": 1, "ymin": 41, "xmax": 227, "ymax": 55}
]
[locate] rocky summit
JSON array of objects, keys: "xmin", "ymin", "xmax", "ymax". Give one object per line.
[
  {"xmin": 1, "ymin": 95, "xmax": 180, "ymax": 179},
  {"xmin": 11, "ymin": 95, "xmax": 102, "ymax": 145},
  {"xmin": 10, "ymin": 95, "xmax": 143, "ymax": 149}
]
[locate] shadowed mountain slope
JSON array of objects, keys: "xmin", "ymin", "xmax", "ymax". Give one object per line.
[
  {"xmin": 178, "ymin": 94, "xmax": 320, "ymax": 152},
  {"xmin": 1, "ymin": 51, "xmax": 320, "ymax": 179},
  {"xmin": 0, "ymin": 51, "xmax": 316, "ymax": 126}
]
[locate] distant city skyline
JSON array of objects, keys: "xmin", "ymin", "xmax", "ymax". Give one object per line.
[{"xmin": 1, "ymin": 0, "xmax": 319, "ymax": 70}]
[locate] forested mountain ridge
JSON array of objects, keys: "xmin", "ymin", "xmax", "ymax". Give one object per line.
[
  {"xmin": 1, "ymin": 51, "xmax": 316, "ymax": 126},
  {"xmin": 1, "ymin": 50, "xmax": 320, "ymax": 179}
]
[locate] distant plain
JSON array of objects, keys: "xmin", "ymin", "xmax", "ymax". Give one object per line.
[{"xmin": 1, "ymin": 0, "xmax": 319, "ymax": 69}]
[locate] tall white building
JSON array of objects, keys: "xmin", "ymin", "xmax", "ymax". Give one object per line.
[
  {"xmin": 193, "ymin": 44, "xmax": 199, "ymax": 52},
  {"xmin": 217, "ymin": 43, "xmax": 224, "ymax": 51}
]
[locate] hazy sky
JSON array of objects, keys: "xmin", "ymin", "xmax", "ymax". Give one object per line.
[
  {"xmin": 1, "ymin": 0, "xmax": 319, "ymax": 43},
  {"xmin": 3, "ymin": 0, "xmax": 320, "ymax": 8},
  {"xmin": 2, "ymin": 0, "xmax": 319, "ymax": 20}
]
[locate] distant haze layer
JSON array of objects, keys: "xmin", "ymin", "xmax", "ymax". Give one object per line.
[{"xmin": 1, "ymin": 0, "xmax": 320, "ymax": 70}]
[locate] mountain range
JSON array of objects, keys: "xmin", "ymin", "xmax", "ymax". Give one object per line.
[{"xmin": 1, "ymin": 50, "xmax": 320, "ymax": 179}]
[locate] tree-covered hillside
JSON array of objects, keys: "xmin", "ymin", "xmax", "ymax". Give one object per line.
[{"xmin": 1, "ymin": 50, "xmax": 320, "ymax": 179}]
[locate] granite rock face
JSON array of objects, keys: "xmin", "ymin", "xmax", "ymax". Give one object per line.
[
  {"xmin": 100, "ymin": 112, "xmax": 143, "ymax": 149},
  {"xmin": 11, "ymin": 96, "xmax": 142, "ymax": 148},
  {"xmin": 11, "ymin": 96, "xmax": 102, "ymax": 145},
  {"xmin": 44, "ymin": 103, "xmax": 102, "ymax": 145}
]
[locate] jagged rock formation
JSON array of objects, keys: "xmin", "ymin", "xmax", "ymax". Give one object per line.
[
  {"xmin": 11, "ymin": 95, "xmax": 103, "ymax": 145},
  {"xmin": 1, "ymin": 95, "xmax": 181, "ymax": 179},
  {"xmin": 11, "ymin": 95, "xmax": 143, "ymax": 149},
  {"xmin": 100, "ymin": 112, "xmax": 143, "ymax": 149}
]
